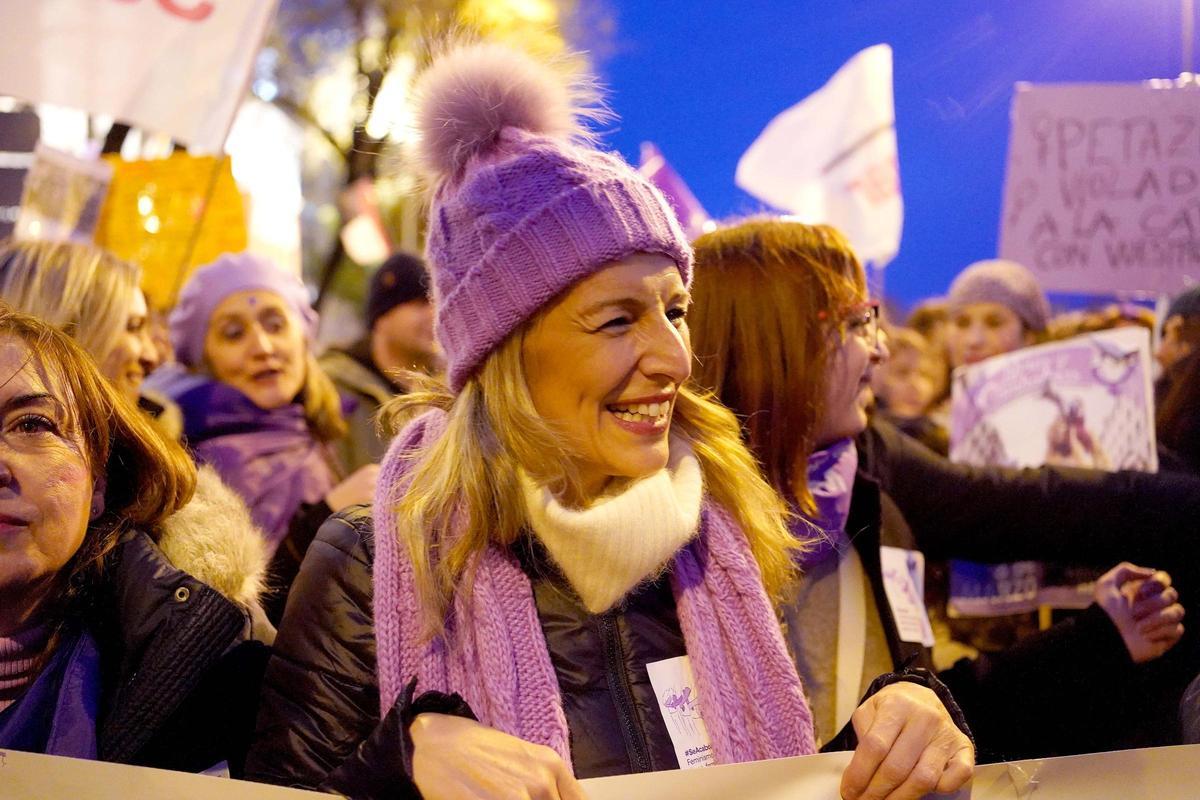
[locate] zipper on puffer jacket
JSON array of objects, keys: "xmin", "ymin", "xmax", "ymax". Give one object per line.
[{"xmin": 598, "ymin": 612, "xmax": 651, "ymax": 772}]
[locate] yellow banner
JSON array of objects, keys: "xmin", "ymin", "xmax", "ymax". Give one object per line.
[{"xmin": 95, "ymin": 153, "xmax": 247, "ymax": 310}]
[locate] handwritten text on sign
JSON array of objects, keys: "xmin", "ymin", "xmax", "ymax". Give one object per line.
[{"xmin": 999, "ymin": 83, "xmax": 1200, "ymax": 295}]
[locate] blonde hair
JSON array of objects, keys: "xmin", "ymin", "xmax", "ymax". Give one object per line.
[
  {"xmin": 0, "ymin": 238, "xmax": 140, "ymax": 368},
  {"xmin": 199, "ymin": 304, "xmax": 348, "ymax": 447},
  {"xmin": 302, "ymin": 352, "xmax": 349, "ymax": 445},
  {"xmin": 381, "ymin": 330, "xmax": 801, "ymax": 638}
]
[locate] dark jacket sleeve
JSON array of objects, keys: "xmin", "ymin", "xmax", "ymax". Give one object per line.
[
  {"xmin": 821, "ymin": 664, "xmax": 973, "ymax": 753},
  {"xmin": 859, "ymin": 417, "xmax": 1200, "ymax": 570},
  {"xmin": 939, "ymin": 604, "xmax": 1137, "ymax": 761},
  {"xmin": 263, "ymin": 499, "xmax": 334, "ymax": 623},
  {"xmin": 246, "ymin": 507, "xmax": 476, "ymax": 800},
  {"xmin": 863, "ymin": 419, "xmax": 1200, "ymax": 758},
  {"xmin": 245, "ymin": 506, "xmax": 387, "ymax": 791}
]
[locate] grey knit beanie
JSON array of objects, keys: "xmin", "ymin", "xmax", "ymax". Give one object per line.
[
  {"xmin": 947, "ymin": 259, "xmax": 1050, "ymax": 332},
  {"xmin": 1166, "ymin": 285, "xmax": 1200, "ymax": 323}
]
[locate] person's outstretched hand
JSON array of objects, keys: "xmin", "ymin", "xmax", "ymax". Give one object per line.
[
  {"xmin": 324, "ymin": 463, "xmax": 380, "ymax": 511},
  {"xmin": 841, "ymin": 681, "xmax": 974, "ymax": 800},
  {"xmin": 411, "ymin": 713, "xmax": 586, "ymax": 800},
  {"xmin": 1094, "ymin": 562, "xmax": 1185, "ymax": 663}
]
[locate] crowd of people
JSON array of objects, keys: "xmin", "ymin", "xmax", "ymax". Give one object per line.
[{"xmin": 2, "ymin": 40, "xmax": 1199, "ymax": 800}]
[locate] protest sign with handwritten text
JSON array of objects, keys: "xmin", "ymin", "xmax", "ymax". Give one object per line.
[{"xmin": 999, "ymin": 83, "xmax": 1200, "ymax": 295}]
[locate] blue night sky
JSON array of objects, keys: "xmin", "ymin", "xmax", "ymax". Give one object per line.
[{"xmin": 588, "ymin": 0, "xmax": 1194, "ymax": 310}]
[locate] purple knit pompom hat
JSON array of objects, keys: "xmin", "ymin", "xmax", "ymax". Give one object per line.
[
  {"xmin": 168, "ymin": 251, "xmax": 318, "ymax": 368},
  {"xmin": 947, "ymin": 258, "xmax": 1050, "ymax": 333},
  {"xmin": 412, "ymin": 42, "xmax": 692, "ymax": 391}
]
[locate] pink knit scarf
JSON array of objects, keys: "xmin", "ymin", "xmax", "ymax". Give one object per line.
[
  {"xmin": 372, "ymin": 411, "xmax": 817, "ymax": 771},
  {"xmin": 0, "ymin": 622, "xmax": 51, "ymax": 714}
]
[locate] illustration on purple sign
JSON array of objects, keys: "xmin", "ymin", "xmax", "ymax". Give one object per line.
[
  {"xmin": 948, "ymin": 327, "xmax": 1157, "ymax": 616},
  {"xmin": 950, "ymin": 326, "xmax": 1156, "ymax": 472}
]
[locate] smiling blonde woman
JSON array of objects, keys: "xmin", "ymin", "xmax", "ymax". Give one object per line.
[
  {"xmin": 247, "ymin": 42, "xmax": 975, "ymax": 800},
  {"xmin": 0, "ymin": 239, "xmax": 158, "ymax": 406}
]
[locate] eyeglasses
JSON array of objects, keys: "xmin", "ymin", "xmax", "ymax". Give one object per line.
[{"xmin": 844, "ymin": 301, "xmax": 881, "ymax": 347}]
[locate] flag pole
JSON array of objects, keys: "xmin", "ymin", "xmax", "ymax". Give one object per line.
[
  {"xmin": 1185, "ymin": 0, "xmax": 1196, "ymax": 77},
  {"xmin": 168, "ymin": 155, "xmax": 225, "ymax": 306},
  {"xmin": 165, "ymin": 0, "xmax": 280, "ymax": 307}
]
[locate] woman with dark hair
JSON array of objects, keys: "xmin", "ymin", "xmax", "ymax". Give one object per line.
[
  {"xmin": 689, "ymin": 218, "xmax": 1198, "ymax": 760},
  {"xmin": 0, "ymin": 306, "xmax": 268, "ymax": 772},
  {"xmin": 1156, "ymin": 287, "xmax": 1200, "ymax": 474}
]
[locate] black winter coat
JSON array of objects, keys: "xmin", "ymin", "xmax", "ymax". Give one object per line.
[
  {"xmin": 854, "ymin": 417, "xmax": 1200, "ymax": 759},
  {"xmin": 246, "ymin": 506, "xmax": 968, "ymax": 798},
  {"xmin": 90, "ymin": 528, "xmax": 269, "ymax": 773}
]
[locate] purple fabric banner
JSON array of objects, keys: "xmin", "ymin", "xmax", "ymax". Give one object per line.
[{"xmin": 638, "ymin": 142, "xmax": 713, "ymax": 241}]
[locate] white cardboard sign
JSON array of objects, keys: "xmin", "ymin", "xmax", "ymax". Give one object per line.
[
  {"xmin": 946, "ymin": 327, "xmax": 1157, "ymax": 616},
  {"xmin": 999, "ymin": 82, "xmax": 1200, "ymax": 295}
]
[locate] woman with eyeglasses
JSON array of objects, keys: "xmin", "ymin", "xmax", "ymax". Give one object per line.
[{"xmin": 690, "ymin": 218, "xmax": 1197, "ymax": 761}]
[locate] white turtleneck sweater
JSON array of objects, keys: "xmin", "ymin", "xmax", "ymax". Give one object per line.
[{"xmin": 521, "ymin": 441, "xmax": 703, "ymax": 614}]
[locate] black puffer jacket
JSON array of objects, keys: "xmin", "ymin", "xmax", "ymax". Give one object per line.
[
  {"xmin": 245, "ymin": 508, "xmax": 691, "ymax": 793},
  {"xmin": 246, "ymin": 506, "xmax": 969, "ymax": 798}
]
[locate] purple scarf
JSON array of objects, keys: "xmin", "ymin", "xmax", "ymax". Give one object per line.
[
  {"xmin": 156, "ymin": 367, "xmax": 337, "ymax": 551},
  {"xmin": 794, "ymin": 438, "xmax": 858, "ymax": 569},
  {"xmin": 0, "ymin": 628, "xmax": 100, "ymax": 759},
  {"xmin": 372, "ymin": 412, "xmax": 816, "ymax": 772}
]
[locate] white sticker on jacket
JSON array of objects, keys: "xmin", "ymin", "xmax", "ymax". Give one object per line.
[
  {"xmin": 880, "ymin": 546, "xmax": 936, "ymax": 647},
  {"xmin": 646, "ymin": 655, "xmax": 715, "ymax": 769}
]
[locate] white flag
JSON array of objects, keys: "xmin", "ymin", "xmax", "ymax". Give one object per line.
[
  {"xmin": 736, "ymin": 44, "xmax": 903, "ymax": 266},
  {"xmin": 0, "ymin": 0, "xmax": 279, "ymax": 154}
]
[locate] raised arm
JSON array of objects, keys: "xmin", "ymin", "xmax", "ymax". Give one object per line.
[{"xmin": 859, "ymin": 416, "xmax": 1200, "ymax": 569}]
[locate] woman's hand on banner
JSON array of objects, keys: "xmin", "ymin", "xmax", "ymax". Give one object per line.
[
  {"xmin": 840, "ymin": 681, "xmax": 974, "ymax": 800},
  {"xmin": 411, "ymin": 713, "xmax": 585, "ymax": 800}
]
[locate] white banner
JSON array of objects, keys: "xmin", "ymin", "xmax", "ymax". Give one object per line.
[
  {"xmin": 736, "ymin": 44, "xmax": 903, "ymax": 266},
  {"xmin": 3, "ymin": 742, "xmax": 1199, "ymax": 798},
  {"xmin": 999, "ymin": 82, "xmax": 1200, "ymax": 295},
  {"xmin": 582, "ymin": 745, "xmax": 1200, "ymax": 799},
  {"xmin": 0, "ymin": 0, "xmax": 279, "ymax": 154},
  {"xmin": 0, "ymin": 747, "xmax": 328, "ymax": 799}
]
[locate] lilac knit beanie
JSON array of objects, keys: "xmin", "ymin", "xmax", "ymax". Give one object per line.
[
  {"xmin": 947, "ymin": 259, "xmax": 1051, "ymax": 333},
  {"xmin": 411, "ymin": 42, "xmax": 693, "ymax": 390},
  {"xmin": 168, "ymin": 251, "xmax": 318, "ymax": 368}
]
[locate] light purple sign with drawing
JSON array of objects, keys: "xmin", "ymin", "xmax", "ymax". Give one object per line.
[
  {"xmin": 951, "ymin": 327, "xmax": 1156, "ymax": 472},
  {"xmin": 948, "ymin": 327, "xmax": 1157, "ymax": 616},
  {"xmin": 999, "ymin": 82, "xmax": 1200, "ymax": 296}
]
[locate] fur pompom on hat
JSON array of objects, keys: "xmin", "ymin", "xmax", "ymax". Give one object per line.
[
  {"xmin": 411, "ymin": 41, "xmax": 693, "ymax": 391},
  {"xmin": 946, "ymin": 259, "xmax": 1050, "ymax": 333}
]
